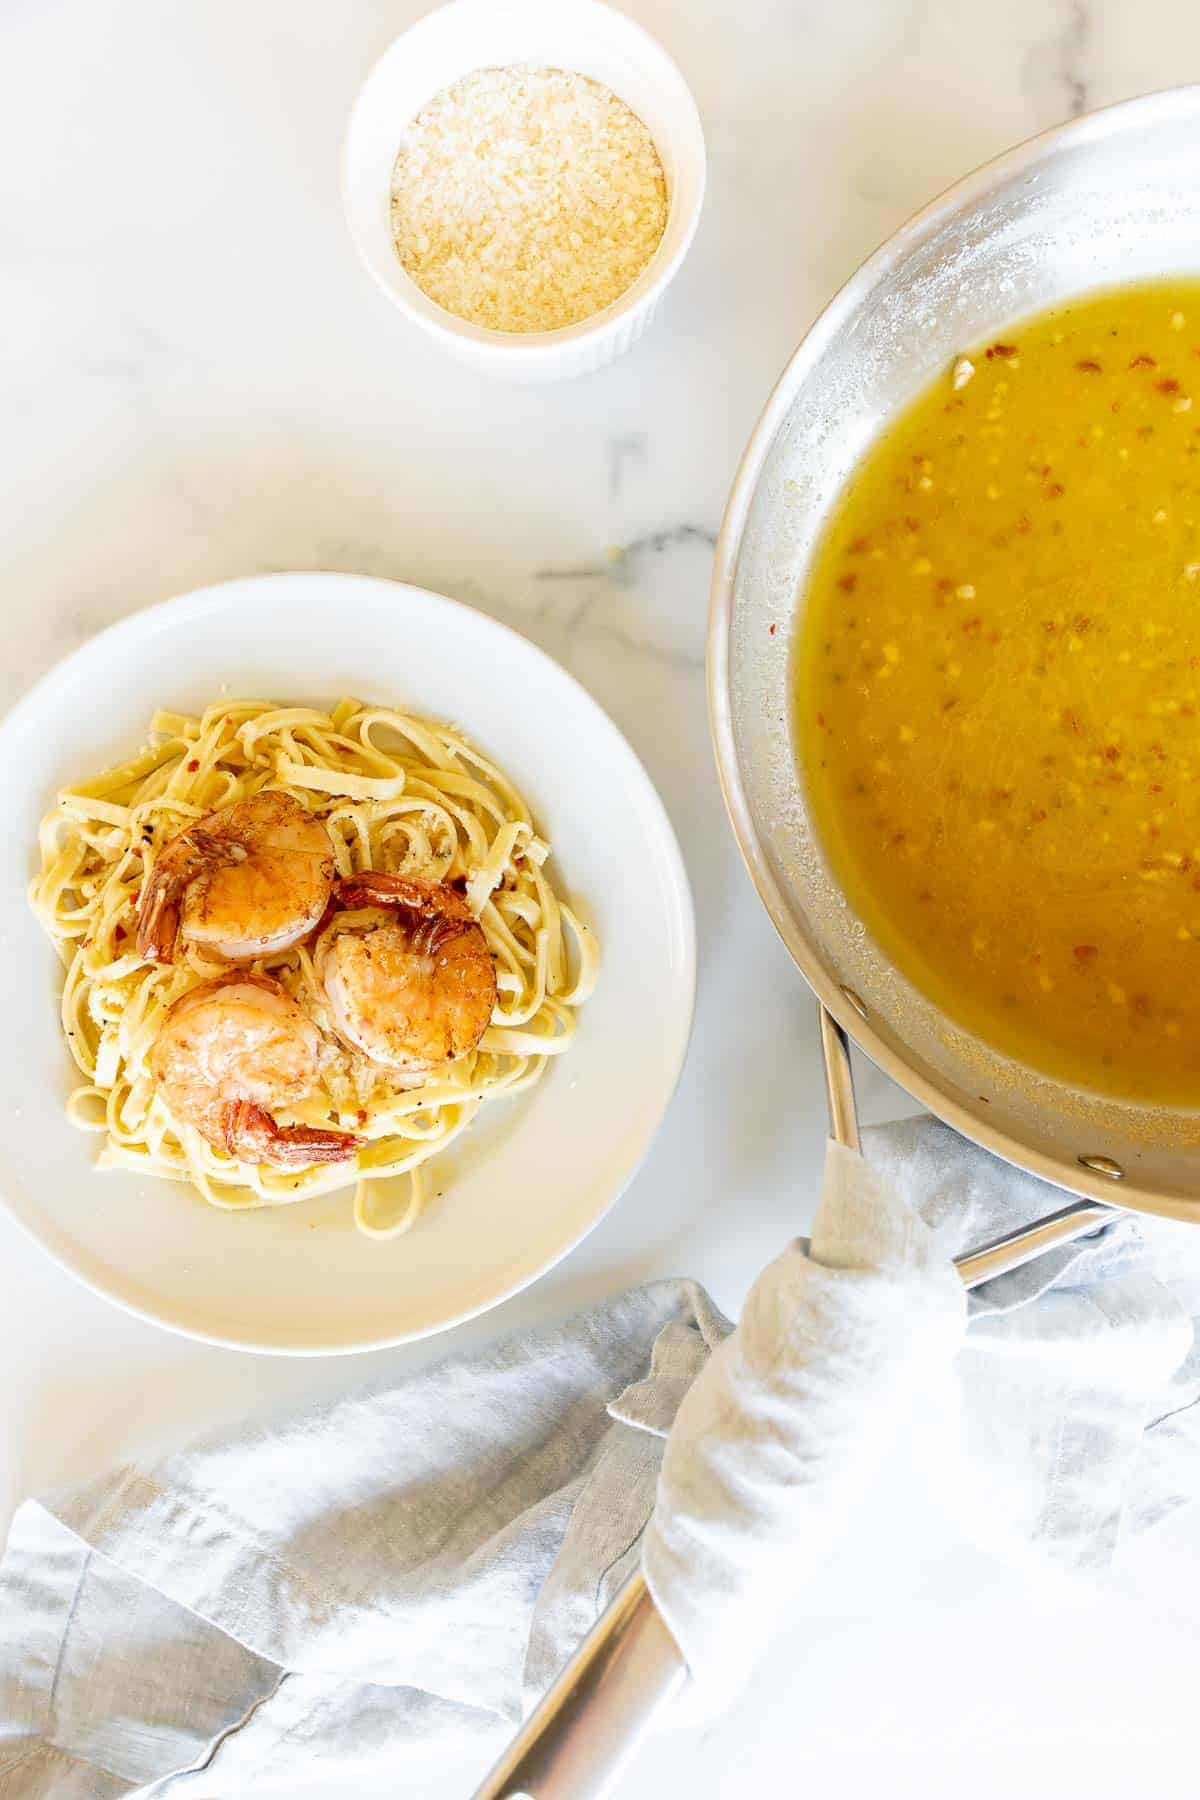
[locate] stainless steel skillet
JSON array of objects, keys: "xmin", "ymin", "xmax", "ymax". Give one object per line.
[
  {"xmin": 475, "ymin": 87, "xmax": 1200, "ymax": 1799},
  {"xmin": 713, "ymin": 85, "xmax": 1200, "ymax": 1225}
]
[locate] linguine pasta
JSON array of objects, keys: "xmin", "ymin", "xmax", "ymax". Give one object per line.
[{"xmin": 30, "ymin": 698, "xmax": 598, "ymax": 1237}]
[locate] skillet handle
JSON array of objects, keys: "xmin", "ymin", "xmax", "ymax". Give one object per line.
[
  {"xmin": 954, "ymin": 1196, "xmax": 1113, "ymax": 1280},
  {"xmin": 471, "ymin": 1005, "xmax": 1115, "ymax": 1800},
  {"xmin": 818, "ymin": 1003, "xmax": 860, "ymax": 1151},
  {"xmin": 816, "ymin": 1004, "xmax": 1114, "ymax": 1279},
  {"xmin": 472, "ymin": 1567, "xmax": 683, "ymax": 1800}
]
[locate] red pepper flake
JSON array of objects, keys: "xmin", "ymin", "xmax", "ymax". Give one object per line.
[
  {"xmin": 816, "ymin": 712, "xmax": 826, "ymax": 729},
  {"xmin": 768, "ymin": 623, "xmax": 777, "ymax": 635},
  {"xmin": 903, "ymin": 515, "xmax": 920, "ymax": 533},
  {"xmin": 1043, "ymin": 620, "xmax": 1058, "ymax": 635},
  {"xmin": 986, "ymin": 343, "xmax": 1017, "ymax": 360},
  {"xmin": 838, "ymin": 573, "xmax": 858, "ymax": 593},
  {"xmin": 1074, "ymin": 614, "xmax": 1092, "ymax": 633},
  {"xmin": 186, "ymin": 758, "xmax": 199, "ymax": 771},
  {"xmin": 962, "ymin": 616, "xmax": 982, "ymax": 636},
  {"xmin": 936, "ymin": 576, "xmax": 953, "ymax": 594},
  {"xmin": 1075, "ymin": 358, "xmax": 1102, "ymax": 374},
  {"xmin": 1073, "ymin": 944, "xmax": 1098, "ymax": 963},
  {"xmin": 114, "ymin": 923, "xmax": 127, "ymax": 941},
  {"xmin": 1157, "ymin": 377, "xmax": 1182, "ymax": 396},
  {"xmin": 357, "ymin": 1109, "xmax": 367, "ymax": 1126},
  {"xmin": 1031, "ymin": 808, "xmax": 1048, "ymax": 823},
  {"xmin": 1062, "ymin": 708, "xmax": 1083, "ymax": 734},
  {"xmin": 1102, "ymin": 744, "xmax": 1121, "ymax": 762},
  {"xmin": 1046, "ymin": 482, "xmax": 1066, "ymax": 499},
  {"xmin": 1129, "ymin": 353, "xmax": 1157, "ymax": 369},
  {"xmin": 849, "ymin": 535, "xmax": 871, "ymax": 554},
  {"xmin": 1016, "ymin": 514, "xmax": 1032, "ymax": 535},
  {"xmin": 1150, "ymin": 782, "xmax": 1164, "ymax": 794}
]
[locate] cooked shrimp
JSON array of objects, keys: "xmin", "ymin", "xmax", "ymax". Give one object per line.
[
  {"xmin": 149, "ymin": 973, "xmax": 360, "ymax": 1168},
  {"xmin": 137, "ymin": 790, "xmax": 335, "ymax": 964},
  {"xmin": 316, "ymin": 872, "xmax": 497, "ymax": 1075}
]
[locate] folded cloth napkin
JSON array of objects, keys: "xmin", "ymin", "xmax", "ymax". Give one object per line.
[{"xmin": 3, "ymin": 1116, "xmax": 1200, "ymax": 1798}]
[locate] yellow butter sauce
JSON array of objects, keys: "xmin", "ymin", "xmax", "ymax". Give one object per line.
[{"xmin": 796, "ymin": 282, "xmax": 1200, "ymax": 1102}]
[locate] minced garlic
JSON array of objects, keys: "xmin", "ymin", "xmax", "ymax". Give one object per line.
[{"xmin": 390, "ymin": 64, "xmax": 669, "ymax": 334}]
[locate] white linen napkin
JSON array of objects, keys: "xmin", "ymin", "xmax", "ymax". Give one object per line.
[
  {"xmin": 643, "ymin": 1140, "xmax": 966, "ymax": 1714},
  {"xmin": 2, "ymin": 1117, "xmax": 1199, "ymax": 1798}
]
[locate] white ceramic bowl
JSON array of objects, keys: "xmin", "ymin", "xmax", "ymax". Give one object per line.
[
  {"xmin": 1, "ymin": 575, "xmax": 695, "ymax": 1352},
  {"xmin": 342, "ymin": 0, "xmax": 706, "ymax": 380}
]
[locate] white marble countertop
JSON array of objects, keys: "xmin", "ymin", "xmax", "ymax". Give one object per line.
[{"xmin": 2, "ymin": 1, "xmax": 1200, "ymax": 1794}]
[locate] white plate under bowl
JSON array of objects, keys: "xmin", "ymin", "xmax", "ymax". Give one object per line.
[{"xmin": 0, "ymin": 575, "xmax": 695, "ymax": 1354}]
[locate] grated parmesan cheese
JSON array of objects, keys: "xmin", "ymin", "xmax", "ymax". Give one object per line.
[{"xmin": 390, "ymin": 64, "xmax": 669, "ymax": 335}]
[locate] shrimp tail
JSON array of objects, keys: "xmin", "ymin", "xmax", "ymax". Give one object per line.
[
  {"xmin": 222, "ymin": 1100, "xmax": 361, "ymax": 1168},
  {"xmin": 136, "ymin": 866, "xmax": 184, "ymax": 963},
  {"xmin": 334, "ymin": 871, "xmax": 470, "ymax": 914},
  {"xmin": 137, "ymin": 829, "xmax": 234, "ymax": 962},
  {"xmin": 334, "ymin": 873, "xmax": 474, "ymax": 947}
]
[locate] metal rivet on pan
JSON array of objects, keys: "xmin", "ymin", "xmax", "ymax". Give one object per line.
[
  {"xmin": 1078, "ymin": 1154, "xmax": 1124, "ymax": 1181},
  {"xmin": 840, "ymin": 984, "xmax": 868, "ymax": 1020}
]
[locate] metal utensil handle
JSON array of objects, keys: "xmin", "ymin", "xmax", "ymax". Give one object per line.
[
  {"xmin": 472, "ymin": 1567, "xmax": 680, "ymax": 1800},
  {"xmin": 473, "ymin": 1004, "xmax": 1115, "ymax": 1799},
  {"xmin": 817, "ymin": 1009, "xmax": 1114, "ymax": 1287}
]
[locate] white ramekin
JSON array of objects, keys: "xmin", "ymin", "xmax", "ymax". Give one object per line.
[{"xmin": 342, "ymin": 0, "xmax": 706, "ymax": 381}]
